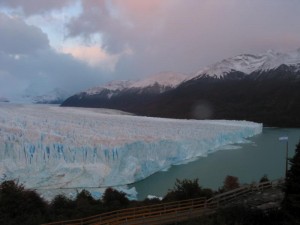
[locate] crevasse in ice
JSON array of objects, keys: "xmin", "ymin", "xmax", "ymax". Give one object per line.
[{"xmin": 0, "ymin": 103, "xmax": 262, "ymax": 190}]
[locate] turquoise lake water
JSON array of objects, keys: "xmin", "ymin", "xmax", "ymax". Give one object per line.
[{"xmin": 129, "ymin": 128, "xmax": 300, "ymax": 200}]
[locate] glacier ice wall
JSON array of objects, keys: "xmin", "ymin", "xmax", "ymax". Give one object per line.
[{"xmin": 0, "ymin": 103, "xmax": 262, "ymax": 190}]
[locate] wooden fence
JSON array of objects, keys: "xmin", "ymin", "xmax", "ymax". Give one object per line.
[
  {"xmin": 42, "ymin": 179, "xmax": 283, "ymax": 225},
  {"xmin": 207, "ymin": 179, "xmax": 283, "ymax": 206}
]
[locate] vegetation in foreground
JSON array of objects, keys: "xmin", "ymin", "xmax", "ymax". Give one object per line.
[
  {"xmin": 0, "ymin": 140, "xmax": 299, "ymax": 225},
  {"xmin": 0, "ymin": 175, "xmax": 273, "ymax": 225}
]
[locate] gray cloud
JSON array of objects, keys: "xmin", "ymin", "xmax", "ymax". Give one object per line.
[
  {"xmin": 1, "ymin": 0, "xmax": 300, "ymax": 100},
  {"xmin": 0, "ymin": 0, "xmax": 74, "ymax": 15},
  {"xmin": 0, "ymin": 14, "xmax": 49, "ymax": 54},
  {"xmin": 0, "ymin": 13, "xmax": 106, "ymax": 99}
]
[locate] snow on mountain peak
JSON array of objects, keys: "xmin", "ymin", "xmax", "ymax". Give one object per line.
[
  {"xmin": 85, "ymin": 80, "xmax": 134, "ymax": 95},
  {"xmin": 194, "ymin": 48, "xmax": 300, "ymax": 78},
  {"xmin": 79, "ymin": 48, "xmax": 300, "ymax": 97},
  {"xmin": 83, "ymin": 72, "xmax": 188, "ymax": 96},
  {"xmin": 129, "ymin": 72, "xmax": 188, "ymax": 89},
  {"xmin": 32, "ymin": 88, "xmax": 70, "ymax": 104},
  {"xmin": 7, "ymin": 88, "xmax": 70, "ymax": 104}
]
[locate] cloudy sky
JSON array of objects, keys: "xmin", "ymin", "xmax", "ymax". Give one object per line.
[{"xmin": 0, "ymin": 0, "xmax": 300, "ymax": 99}]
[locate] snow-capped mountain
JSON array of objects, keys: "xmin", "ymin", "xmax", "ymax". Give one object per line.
[
  {"xmin": 62, "ymin": 48, "xmax": 300, "ymax": 127},
  {"xmin": 9, "ymin": 88, "xmax": 71, "ymax": 104},
  {"xmin": 62, "ymin": 71, "xmax": 188, "ymax": 109},
  {"xmin": 129, "ymin": 72, "xmax": 187, "ymax": 90},
  {"xmin": 82, "ymin": 71, "xmax": 188, "ymax": 96},
  {"xmin": 193, "ymin": 48, "xmax": 300, "ymax": 79},
  {"xmin": 62, "ymin": 72, "xmax": 188, "ymax": 107},
  {"xmin": 85, "ymin": 80, "xmax": 135, "ymax": 95},
  {"xmin": 32, "ymin": 88, "xmax": 71, "ymax": 104}
]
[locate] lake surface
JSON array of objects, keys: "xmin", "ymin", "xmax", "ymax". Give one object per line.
[{"xmin": 129, "ymin": 128, "xmax": 300, "ymax": 200}]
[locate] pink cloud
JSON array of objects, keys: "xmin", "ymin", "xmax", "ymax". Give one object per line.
[{"xmin": 62, "ymin": 45, "xmax": 118, "ymax": 70}]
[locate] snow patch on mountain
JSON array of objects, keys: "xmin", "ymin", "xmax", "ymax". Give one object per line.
[
  {"xmin": 33, "ymin": 88, "xmax": 70, "ymax": 104},
  {"xmin": 129, "ymin": 72, "xmax": 188, "ymax": 89},
  {"xmin": 82, "ymin": 72, "xmax": 188, "ymax": 96},
  {"xmin": 85, "ymin": 80, "xmax": 135, "ymax": 95},
  {"xmin": 7, "ymin": 88, "xmax": 70, "ymax": 104},
  {"xmin": 194, "ymin": 48, "xmax": 300, "ymax": 78}
]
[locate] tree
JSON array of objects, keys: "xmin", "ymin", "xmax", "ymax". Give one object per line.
[
  {"xmin": 163, "ymin": 178, "xmax": 213, "ymax": 201},
  {"xmin": 283, "ymin": 140, "xmax": 300, "ymax": 222},
  {"xmin": 0, "ymin": 180, "xmax": 48, "ymax": 225},
  {"xmin": 222, "ymin": 175, "xmax": 240, "ymax": 192},
  {"xmin": 259, "ymin": 174, "xmax": 269, "ymax": 183},
  {"xmin": 49, "ymin": 194, "xmax": 75, "ymax": 221},
  {"xmin": 74, "ymin": 190, "xmax": 103, "ymax": 218},
  {"xmin": 102, "ymin": 187, "xmax": 129, "ymax": 209}
]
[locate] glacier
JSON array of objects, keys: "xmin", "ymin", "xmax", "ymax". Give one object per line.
[{"xmin": 0, "ymin": 103, "xmax": 262, "ymax": 199}]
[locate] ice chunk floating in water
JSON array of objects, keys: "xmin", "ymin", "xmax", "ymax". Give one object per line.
[{"xmin": 0, "ymin": 103, "xmax": 262, "ymax": 191}]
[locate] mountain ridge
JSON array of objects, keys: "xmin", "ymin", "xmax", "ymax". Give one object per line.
[
  {"xmin": 79, "ymin": 71, "xmax": 188, "ymax": 96},
  {"xmin": 62, "ymin": 49, "xmax": 300, "ymax": 127},
  {"xmin": 62, "ymin": 71, "xmax": 188, "ymax": 108},
  {"xmin": 192, "ymin": 48, "xmax": 300, "ymax": 79}
]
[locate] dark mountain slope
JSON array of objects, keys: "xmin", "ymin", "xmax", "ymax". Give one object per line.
[
  {"xmin": 132, "ymin": 66, "xmax": 300, "ymax": 127},
  {"xmin": 62, "ymin": 48, "xmax": 300, "ymax": 127}
]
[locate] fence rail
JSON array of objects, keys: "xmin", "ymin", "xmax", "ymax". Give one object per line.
[
  {"xmin": 207, "ymin": 179, "xmax": 283, "ymax": 205},
  {"xmin": 42, "ymin": 179, "xmax": 283, "ymax": 225}
]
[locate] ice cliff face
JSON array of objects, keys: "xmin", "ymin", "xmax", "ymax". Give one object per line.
[{"xmin": 0, "ymin": 104, "xmax": 262, "ymax": 193}]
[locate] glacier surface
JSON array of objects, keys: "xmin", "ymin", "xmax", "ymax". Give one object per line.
[{"xmin": 0, "ymin": 103, "xmax": 262, "ymax": 198}]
